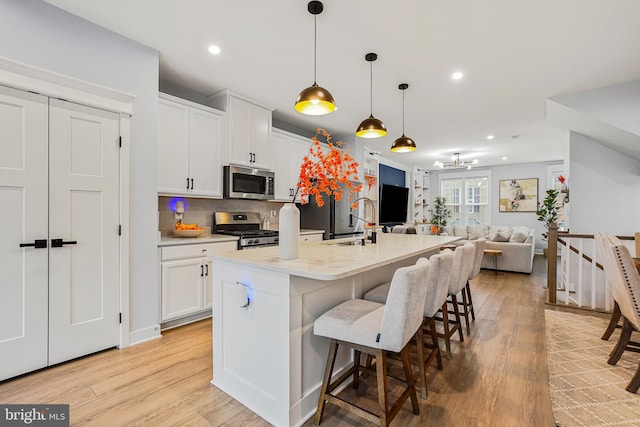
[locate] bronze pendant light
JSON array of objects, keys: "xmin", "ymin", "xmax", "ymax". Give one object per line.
[
  {"xmin": 295, "ymin": 1, "xmax": 336, "ymax": 115},
  {"xmin": 356, "ymin": 53, "xmax": 387, "ymax": 138},
  {"xmin": 390, "ymin": 83, "xmax": 416, "ymax": 153}
]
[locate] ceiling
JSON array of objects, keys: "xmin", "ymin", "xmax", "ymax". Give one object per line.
[{"xmin": 43, "ymin": 0, "xmax": 640, "ymax": 170}]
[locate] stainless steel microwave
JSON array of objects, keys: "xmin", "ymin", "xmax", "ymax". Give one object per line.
[{"xmin": 223, "ymin": 165, "xmax": 274, "ymax": 200}]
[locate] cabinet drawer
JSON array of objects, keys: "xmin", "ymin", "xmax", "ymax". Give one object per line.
[{"xmin": 162, "ymin": 241, "xmax": 237, "ymax": 261}]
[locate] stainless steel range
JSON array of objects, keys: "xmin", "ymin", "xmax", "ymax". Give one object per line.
[{"xmin": 213, "ymin": 212, "xmax": 279, "ymax": 250}]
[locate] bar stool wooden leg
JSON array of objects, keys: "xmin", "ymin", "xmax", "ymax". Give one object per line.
[
  {"xmin": 466, "ymin": 281, "xmax": 476, "ymax": 321},
  {"xmin": 400, "ymin": 346, "xmax": 420, "ymax": 415},
  {"xmin": 440, "ymin": 301, "xmax": 452, "ymax": 359},
  {"xmin": 428, "ymin": 317, "xmax": 443, "ymax": 370},
  {"xmin": 375, "ymin": 349, "xmax": 389, "ymax": 427},
  {"xmin": 461, "ymin": 289, "xmax": 471, "ymax": 335},
  {"xmin": 415, "ymin": 324, "xmax": 427, "ymax": 399},
  {"xmin": 451, "ymin": 294, "xmax": 465, "ymax": 342},
  {"xmin": 314, "ymin": 339, "xmax": 338, "ymax": 425},
  {"xmin": 352, "ymin": 350, "xmax": 361, "ymax": 389}
]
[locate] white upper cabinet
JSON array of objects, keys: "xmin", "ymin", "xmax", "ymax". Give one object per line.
[
  {"xmin": 209, "ymin": 90, "xmax": 274, "ymax": 170},
  {"xmin": 158, "ymin": 94, "xmax": 224, "ymax": 197},
  {"xmin": 271, "ymin": 129, "xmax": 311, "ymax": 202}
]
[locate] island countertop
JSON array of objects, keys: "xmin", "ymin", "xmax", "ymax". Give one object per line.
[{"xmin": 211, "ymin": 233, "xmax": 460, "ymax": 281}]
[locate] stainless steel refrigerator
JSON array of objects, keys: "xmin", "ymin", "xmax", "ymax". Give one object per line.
[{"xmin": 299, "ymin": 185, "xmax": 363, "ymax": 240}]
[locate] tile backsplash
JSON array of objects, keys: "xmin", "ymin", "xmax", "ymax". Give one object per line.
[{"xmin": 158, "ymin": 196, "xmax": 286, "ymax": 233}]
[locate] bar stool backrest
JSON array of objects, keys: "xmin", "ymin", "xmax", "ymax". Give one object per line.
[
  {"xmin": 378, "ymin": 258, "xmax": 430, "ymax": 353},
  {"xmin": 468, "ymin": 238, "xmax": 487, "ymax": 280},
  {"xmin": 448, "ymin": 243, "xmax": 474, "ymax": 295},
  {"xmin": 422, "ymin": 251, "xmax": 453, "ymax": 318}
]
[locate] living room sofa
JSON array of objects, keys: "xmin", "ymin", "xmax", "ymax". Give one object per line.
[{"xmin": 441, "ymin": 225, "xmax": 535, "ymax": 274}]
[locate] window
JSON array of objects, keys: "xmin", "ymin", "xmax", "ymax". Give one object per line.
[{"xmin": 440, "ymin": 173, "xmax": 490, "ymax": 225}]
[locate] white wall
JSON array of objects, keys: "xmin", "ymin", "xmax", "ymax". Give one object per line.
[
  {"xmin": 0, "ymin": 1, "xmax": 160, "ymax": 339},
  {"xmin": 568, "ymin": 132, "xmax": 640, "ymax": 235},
  {"xmin": 430, "ymin": 160, "xmax": 563, "ymax": 251}
]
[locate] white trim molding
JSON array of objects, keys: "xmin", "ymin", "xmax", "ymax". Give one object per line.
[{"xmin": 0, "ymin": 56, "xmax": 135, "ymax": 114}]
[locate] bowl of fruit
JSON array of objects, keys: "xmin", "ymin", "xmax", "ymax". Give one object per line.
[{"xmin": 173, "ymin": 222, "xmax": 206, "ymax": 237}]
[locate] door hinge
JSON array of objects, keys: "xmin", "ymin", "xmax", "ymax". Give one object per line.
[
  {"xmin": 119, "ymin": 136, "xmax": 122, "ymax": 148},
  {"xmin": 119, "ymin": 313, "xmax": 122, "ymax": 324},
  {"xmin": 118, "ymin": 225, "xmax": 122, "ymax": 236}
]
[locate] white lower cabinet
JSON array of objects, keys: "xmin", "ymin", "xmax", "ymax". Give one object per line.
[{"xmin": 160, "ymin": 241, "xmax": 236, "ymax": 322}]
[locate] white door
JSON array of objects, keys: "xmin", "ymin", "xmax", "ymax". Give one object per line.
[
  {"xmin": 158, "ymin": 99, "xmax": 190, "ymax": 194},
  {"xmin": 161, "ymin": 258, "xmax": 204, "ymax": 321},
  {"xmin": 271, "ymin": 132, "xmax": 293, "ymax": 200},
  {"xmin": 0, "ymin": 86, "xmax": 49, "ymax": 380},
  {"xmin": 250, "ymin": 104, "xmax": 272, "ymax": 170},
  {"xmin": 228, "ymin": 96, "xmax": 253, "ymax": 166},
  {"xmin": 189, "ymin": 108, "xmax": 223, "ymax": 197},
  {"xmin": 48, "ymin": 99, "xmax": 120, "ymax": 365}
]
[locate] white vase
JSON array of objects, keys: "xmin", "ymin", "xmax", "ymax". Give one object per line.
[{"xmin": 279, "ymin": 203, "xmax": 300, "ymax": 259}]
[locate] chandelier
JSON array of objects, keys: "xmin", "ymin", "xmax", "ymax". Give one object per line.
[{"xmin": 434, "ymin": 152, "xmax": 478, "ymax": 170}]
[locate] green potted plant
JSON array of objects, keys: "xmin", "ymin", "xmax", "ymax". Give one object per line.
[
  {"xmin": 536, "ymin": 188, "xmax": 560, "ymax": 256},
  {"xmin": 428, "ymin": 196, "xmax": 452, "ymax": 235}
]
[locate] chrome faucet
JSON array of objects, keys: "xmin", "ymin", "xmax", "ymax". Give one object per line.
[{"xmin": 348, "ymin": 196, "xmax": 377, "ymax": 244}]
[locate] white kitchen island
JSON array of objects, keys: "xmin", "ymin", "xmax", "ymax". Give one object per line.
[{"xmin": 210, "ymin": 233, "xmax": 460, "ymax": 427}]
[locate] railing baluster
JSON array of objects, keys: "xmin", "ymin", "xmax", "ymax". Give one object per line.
[
  {"xmin": 590, "ymin": 239, "xmax": 597, "ymax": 309},
  {"xmin": 548, "ymin": 223, "xmax": 557, "ymax": 303}
]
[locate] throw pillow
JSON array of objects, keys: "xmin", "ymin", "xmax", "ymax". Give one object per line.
[
  {"xmin": 492, "ymin": 229, "xmax": 513, "ymax": 242},
  {"xmin": 441, "ymin": 226, "xmax": 454, "ymax": 236},
  {"xmin": 489, "ymin": 225, "xmax": 512, "ymax": 241},
  {"xmin": 453, "ymin": 225, "xmax": 468, "ymax": 239},
  {"xmin": 509, "ymin": 226, "xmax": 530, "ymax": 243},
  {"xmin": 467, "ymin": 225, "xmax": 488, "ymax": 240}
]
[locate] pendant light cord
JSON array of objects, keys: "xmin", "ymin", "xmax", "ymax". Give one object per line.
[
  {"xmin": 402, "ymin": 89, "xmax": 405, "ymax": 135},
  {"xmin": 313, "ymin": 14, "xmax": 317, "ymax": 84},
  {"xmin": 369, "ymin": 61, "xmax": 373, "ymax": 115}
]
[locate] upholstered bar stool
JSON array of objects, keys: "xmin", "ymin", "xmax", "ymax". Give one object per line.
[
  {"xmin": 364, "ymin": 252, "xmax": 454, "ymax": 399},
  {"xmin": 436, "ymin": 242, "xmax": 475, "ymax": 358},
  {"xmin": 313, "ymin": 260, "xmax": 430, "ymax": 426},
  {"xmin": 460, "ymin": 238, "xmax": 486, "ymax": 335}
]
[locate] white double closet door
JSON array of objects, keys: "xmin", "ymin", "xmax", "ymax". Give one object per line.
[{"xmin": 0, "ymin": 85, "xmax": 120, "ymax": 381}]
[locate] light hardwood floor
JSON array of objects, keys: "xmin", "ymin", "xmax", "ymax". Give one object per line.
[{"xmin": 0, "ymin": 257, "xmax": 557, "ymax": 426}]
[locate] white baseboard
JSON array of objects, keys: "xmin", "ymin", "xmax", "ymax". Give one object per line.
[{"xmin": 129, "ymin": 324, "xmax": 162, "ymax": 346}]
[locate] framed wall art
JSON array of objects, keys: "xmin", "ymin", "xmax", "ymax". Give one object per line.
[{"xmin": 499, "ymin": 178, "xmax": 538, "ymax": 212}]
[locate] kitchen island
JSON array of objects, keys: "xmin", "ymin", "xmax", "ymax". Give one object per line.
[{"xmin": 210, "ymin": 233, "xmax": 460, "ymax": 427}]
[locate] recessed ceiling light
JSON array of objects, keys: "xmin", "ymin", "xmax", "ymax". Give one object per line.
[
  {"xmin": 502, "ymin": 156, "xmax": 508, "ymax": 160},
  {"xmin": 451, "ymin": 71, "xmax": 464, "ymax": 80},
  {"xmin": 208, "ymin": 45, "xmax": 221, "ymax": 55},
  {"xmin": 486, "ymin": 134, "xmax": 494, "ymax": 140}
]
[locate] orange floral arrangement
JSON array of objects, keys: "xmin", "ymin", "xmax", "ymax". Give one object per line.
[
  {"xmin": 295, "ymin": 129, "xmax": 362, "ymax": 208},
  {"xmin": 430, "ymin": 225, "xmax": 440, "ymax": 235}
]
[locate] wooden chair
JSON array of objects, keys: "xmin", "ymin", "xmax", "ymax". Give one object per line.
[
  {"xmin": 635, "ymin": 232, "xmax": 640, "ymax": 258},
  {"xmin": 602, "ymin": 237, "xmax": 640, "ymax": 393},
  {"xmin": 596, "ymin": 233, "xmax": 623, "ymax": 340},
  {"xmin": 436, "ymin": 242, "xmax": 475, "ymax": 358},
  {"xmin": 313, "ymin": 259, "xmax": 430, "ymax": 426},
  {"xmin": 364, "ymin": 251, "xmax": 454, "ymax": 399}
]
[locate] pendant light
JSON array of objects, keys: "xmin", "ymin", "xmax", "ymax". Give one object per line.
[
  {"xmin": 295, "ymin": 1, "xmax": 336, "ymax": 115},
  {"xmin": 390, "ymin": 83, "xmax": 416, "ymax": 152},
  {"xmin": 356, "ymin": 53, "xmax": 387, "ymax": 138}
]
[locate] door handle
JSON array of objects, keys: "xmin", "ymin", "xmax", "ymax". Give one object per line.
[
  {"xmin": 205, "ymin": 264, "xmax": 209, "ymax": 276},
  {"xmin": 200, "ymin": 265, "xmax": 204, "ymax": 277},
  {"xmin": 190, "ymin": 178, "xmax": 194, "ymax": 190},
  {"xmin": 51, "ymin": 239, "xmax": 77, "ymax": 248},
  {"xmin": 19, "ymin": 239, "xmax": 48, "ymax": 249},
  {"xmin": 186, "ymin": 177, "xmax": 190, "ymax": 190}
]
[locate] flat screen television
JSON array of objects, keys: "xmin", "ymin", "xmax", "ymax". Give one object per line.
[{"xmin": 379, "ymin": 184, "xmax": 409, "ymax": 225}]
